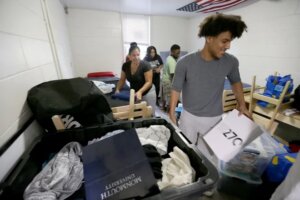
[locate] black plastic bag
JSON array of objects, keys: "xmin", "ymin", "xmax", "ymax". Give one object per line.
[
  {"xmin": 27, "ymin": 77, "xmax": 113, "ymax": 132},
  {"xmin": 293, "ymin": 85, "xmax": 300, "ymax": 110}
]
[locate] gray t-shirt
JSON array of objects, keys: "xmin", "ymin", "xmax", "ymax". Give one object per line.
[{"xmin": 172, "ymin": 51, "xmax": 241, "ymax": 117}]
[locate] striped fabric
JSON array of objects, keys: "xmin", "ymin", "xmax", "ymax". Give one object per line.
[{"xmin": 177, "ymin": 0, "xmax": 247, "ymax": 13}]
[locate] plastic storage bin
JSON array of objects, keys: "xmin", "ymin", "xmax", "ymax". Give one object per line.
[
  {"xmin": 217, "ymin": 133, "xmax": 280, "ymax": 200},
  {"xmin": 219, "ymin": 133, "xmax": 276, "ymax": 183},
  {"xmin": 0, "ymin": 118, "xmax": 218, "ymax": 200}
]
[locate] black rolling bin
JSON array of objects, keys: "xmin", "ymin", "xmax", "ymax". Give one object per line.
[{"xmin": 1, "ymin": 118, "xmax": 218, "ymax": 200}]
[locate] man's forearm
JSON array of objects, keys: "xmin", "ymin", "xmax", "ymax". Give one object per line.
[
  {"xmin": 168, "ymin": 90, "xmax": 180, "ymax": 124},
  {"xmin": 169, "ymin": 90, "xmax": 180, "ymax": 114},
  {"xmin": 231, "ymin": 82, "xmax": 247, "ymax": 108}
]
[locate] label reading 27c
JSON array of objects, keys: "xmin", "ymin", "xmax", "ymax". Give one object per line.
[{"xmin": 223, "ymin": 129, "xmax": 243, "ymax": 146}]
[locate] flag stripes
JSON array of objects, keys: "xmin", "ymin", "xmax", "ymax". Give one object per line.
[{"xmin": 177, "ymin": 0, "xmax": 246, "ymax": 13}]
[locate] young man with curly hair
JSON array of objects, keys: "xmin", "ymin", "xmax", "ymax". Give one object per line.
[{"xmin": 169, "ymin": 13, "xmax": 251, "ymax": 164}]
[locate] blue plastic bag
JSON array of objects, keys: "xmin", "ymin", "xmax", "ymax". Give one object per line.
[
  {"xmin": 257, "ymin": 75, "xmax": 293, "ymax": 107},
  {"xmin": 264, "ymin": 152, "xmax": 298, "ymax": 183}
]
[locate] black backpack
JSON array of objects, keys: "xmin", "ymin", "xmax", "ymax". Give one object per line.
[
  {"xmin": 293, "ymin": 85, "xmax": 300, "ymax": 110},
  {"xmin": 27, "ymin": 77, "xmax": 113, "ymax": 132}
]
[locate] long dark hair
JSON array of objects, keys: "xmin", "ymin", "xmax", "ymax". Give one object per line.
[{"xmin": 147, "ymin": 46, "xmax": 157, "ymax": 56}]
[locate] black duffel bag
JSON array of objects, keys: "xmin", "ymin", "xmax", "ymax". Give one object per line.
[
  {"xmin": 293, "ymin": 85, "xmax": 300, "ymax": 110},
  {"xmin": 27, "ymin": 77, "xmax": 113, "ymax": 132}
]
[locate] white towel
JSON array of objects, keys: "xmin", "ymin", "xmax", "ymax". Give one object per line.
[{"xmin": 157, "ymin": 146, "xmax": 195, "ymax": 190}]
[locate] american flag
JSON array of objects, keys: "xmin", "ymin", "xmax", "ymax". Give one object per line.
[{"xmin": 177, "ymin": 0, "xmax": 247, "ymax": 13}]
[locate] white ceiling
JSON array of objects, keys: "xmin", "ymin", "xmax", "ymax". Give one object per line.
[{"xmin": 60, "ymin": 0, "xmax": 261, "ymax": 18}]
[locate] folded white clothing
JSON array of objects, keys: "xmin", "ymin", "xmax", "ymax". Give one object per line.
[
  {"xmin": 157, "ymin": 146, "xmax": 195, "ymax": 190},
  {"xmin": 92, "ymin": 80, "xmax": 115, "ymax": 94}
]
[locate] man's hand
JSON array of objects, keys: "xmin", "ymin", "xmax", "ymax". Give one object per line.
[
  {"xmin": 169, "ymin": 90, "xmax": 181, "ymax": 126},
  {"xmin": 237, "ymin": 105, "xmax": 252, "ymax": 119},
  {"xmin": 169, "ymin": 111, "xmax": 177, "ymax": 125}
]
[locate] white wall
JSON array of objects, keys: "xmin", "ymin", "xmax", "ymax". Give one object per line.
[
  {"xmin": 66, "ymin": 12, "xmax": 190, "ymax": 76},
  {"xmin": 46, "ymin": 0, "xmax": 75, "ymax": 78},
  {"xmin": 67, "ymin": 9, "xmax": 124, "ymax": 77},
  {"xmin": 0, "ymin": 0, "xmax": 73, "ymax": 182},
  {"xmin": 151, "ymin": 15, "xmax": 189, "ymax": 53},
  {"xmin": 0, "ymin": 0, "xmax": 52, "ymax": 148},
  {"xmin": 187, "ymin": 17, "xmax": 205, "ymax": 53},
  {"xmin": 187, "ymin": 0, "xmax": 300, "ymax": 88}
]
